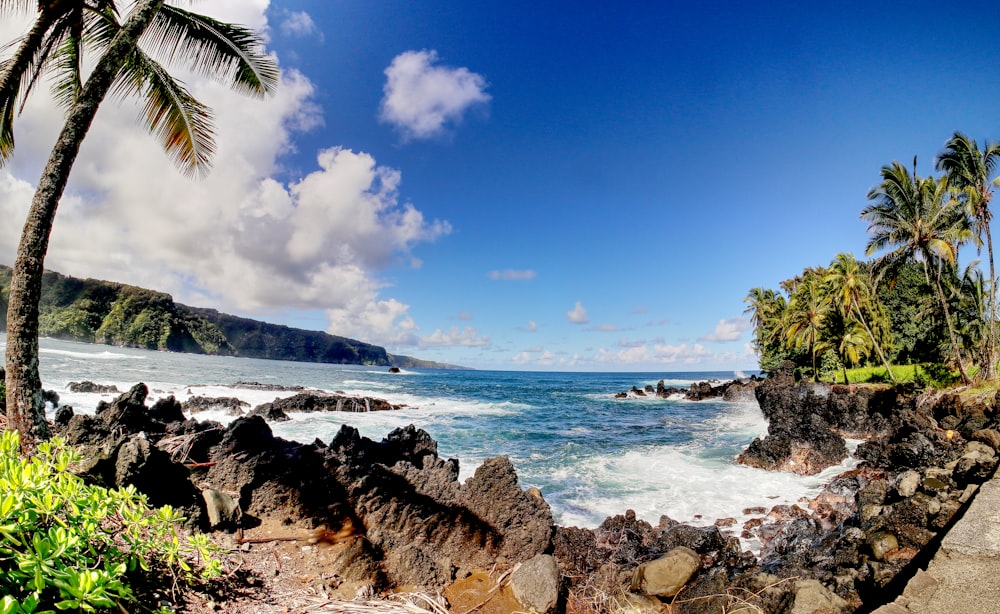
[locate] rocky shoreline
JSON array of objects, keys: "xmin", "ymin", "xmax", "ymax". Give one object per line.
[{"xmin": 39, "ymin": 366, "xmax": 1000, "ymax": 613}]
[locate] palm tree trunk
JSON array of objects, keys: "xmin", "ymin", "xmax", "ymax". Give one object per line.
[
  {"xmin": 932, "ymin": 270, "xmax": 971, "ymax": 385},
  {"xmin": 852, "ymin": 305, "xmax": 897, "ymax": 382},
  {"xmin": 985, "ymin": 228, "xmax": 996, "ymax": 380},
  {"xmin": 0, "ymin": 13, "xmax": 57, "ymax": 94},
  {"xmin": 5, "ymin": 0, "xmax": 165, "ymax": 453}
]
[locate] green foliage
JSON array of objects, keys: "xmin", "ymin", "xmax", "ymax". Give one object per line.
[
  {"xmin": 818, "ymin": 349, "xmax": 846, "ymax": 383},
  {"xmin": 0, "ymin": 431, "xmax": 221, "ymax": 613},
  {"xmin": 877, "ymin": 262, "xmax": 947, "ymax": 364}
]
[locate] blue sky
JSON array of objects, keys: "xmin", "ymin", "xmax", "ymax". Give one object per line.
[{"xmin": 1, "ymin": 1, "xmax": 999, "ymax": 371}]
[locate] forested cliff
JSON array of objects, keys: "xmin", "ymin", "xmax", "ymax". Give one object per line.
[{"xmin": 0, "ymin": 266, "xmax": 457, "ymax": 369}]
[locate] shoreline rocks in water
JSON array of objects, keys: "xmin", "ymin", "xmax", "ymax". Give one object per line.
[
  {"xmin": 67, "ymin": 380, "xmax": 121, "ymax": 394},
  {"xmin": 45, "ymin": 371, "xmax": 1000, "ymax": 613},
  {"xmin": 737, "ymin": 361, "xmax": 913, "ymax": 476},
  {"xmin": 248, "ymin": 391, "xmax": 407, "ymax": 422},
  {"xmin": 615, "ymin": 377, "xmax": 760, "ymax": 402}
]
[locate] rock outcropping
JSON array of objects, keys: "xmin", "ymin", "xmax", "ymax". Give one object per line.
[{"xmin": 55, "ymin": 383, "xmax": 551, "ymax": 593}]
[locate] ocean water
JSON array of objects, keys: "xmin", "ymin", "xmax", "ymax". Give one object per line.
[{"xmin": 7, "ymin": 335, "xmax": 857, "ymax": 535}]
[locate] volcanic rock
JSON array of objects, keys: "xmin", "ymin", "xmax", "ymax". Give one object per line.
[{"xmin": 68, "ymin": 381, "xmax": 120, "ymax": 394}]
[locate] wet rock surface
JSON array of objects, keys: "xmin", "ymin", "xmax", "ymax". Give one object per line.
[
  {"xmin": 738, "ymin": 361, "xmax": 915, "ymax": 475},
  {"xmin": 67, "ymin": 380, "xmax": 120, "ymax": 394},
  {"xmin": 53, "ymin": 383, "xmax": 552, "ymax": 595},
  {"xmin": 46, "ymin": 372, "xmax": 1000, "ymax": 612},
  {"xmin": 249, "ymin": 391, "xmax": 405, "ymax": 420},
  {"xmin": 615, "ymin": 376, "xmax": 760, "ymax": 401}
]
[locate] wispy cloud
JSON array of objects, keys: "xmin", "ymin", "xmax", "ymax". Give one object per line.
[
  {"xmin": 280, "ymin": 10, "xmax": 322, "ymax": 40},
  {"xmin": 419, "ymin": 326, "xmax": 490, "ymax": 348},
  {"xmin": 518, "ymin": 320, "xmax": 538, "ymax": 332},
  {"xmin": 567, "ymin": 301, "xmax": 589, "ymax": 324},
  {"xmin": 454, "ymin": 311, "xmax": 474, "ymax": 321},
  {"xmin": 380, "ymin": 49, "xmax": 490, "ymax": 141},
  {"xmin": 594, "ymin": 343, "xmax": 714, "ymax": 366},
  {"xmin": 588, "ymin": 324, "xmax": 619, "ymax": 332},
  {"xmin": 488, "ymin": 269, "xmax": 536, "ymax": 281},
  {"xmin": 512, "ymin": 349, "xmax": 579, "ymax": 368},
  {"xmin": 698, "ymin": 317, "xmax": 750, "ymax": 342}
]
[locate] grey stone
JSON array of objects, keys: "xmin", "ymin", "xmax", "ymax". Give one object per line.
[
  {"xmin": 790, "ymin": 579, "xmax": 849, "ymax": 614},
  {"xmin": 631, "ymin": 546, "xmax": 700, "ymax": 598},
  {"xmin": 897, "ymin": 470, "xmax": 920, "ymax": 498},
  {"xmin": 202, "ymin": 488, "xmax": 242, "ymax": 528},
  {"xmin": 509, "ymin": 554, "xmax": 560, "ymax": 613},
  {"xmin": 869, "ymin": 531, "xmax": 899, "ymax": 561}
]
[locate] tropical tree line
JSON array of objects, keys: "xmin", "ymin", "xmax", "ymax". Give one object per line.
[
  {"xmin": 746, "ymin": 133, "xmax": 1000, "ymax": 385},
  {"xmin": 1, "ymin": 0, "xmax": 278, "ymax": 453}
]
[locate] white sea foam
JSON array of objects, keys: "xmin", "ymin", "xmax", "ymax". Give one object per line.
[
  {"xmin": 548, "ymin": 444, "xmax": 859, "ymax": 546},
  {"xmin": 40, "ymin": 348, "xmax": 139, "ymax": 360}
]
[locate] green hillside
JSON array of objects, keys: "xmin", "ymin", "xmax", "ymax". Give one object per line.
[{"xmin": 0, "ymin": 266, "xmax": 461, "ymax": 369}]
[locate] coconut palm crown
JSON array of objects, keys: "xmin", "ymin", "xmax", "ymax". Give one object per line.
[
  {"xmin": 3, "ymin": 0, "xmax": 278, "ymax": 451},
  {"xmin": 861, "ymin": 159, "xmax": 973, "ymax": 384}
]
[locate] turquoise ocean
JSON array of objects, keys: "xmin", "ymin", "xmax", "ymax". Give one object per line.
[{"xmin": 9, "ymin": 336, "xmax": 857, "ymax": 535}]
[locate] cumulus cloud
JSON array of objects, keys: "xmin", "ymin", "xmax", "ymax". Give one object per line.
[
  {"xmin": 488, "ymin": 269, "xmax": 537, "ymax": 281},
  {"xmin": 0, "ymin": 5, "xmax": 448, "ymax": 351},
  {"xmin": 280, "ymin": 10, "xmax": 322, "ymax": 40},
  {"xmin": 699, "ymin": 317, "xmax": 750, "ymax": 342},
  {"xmin": 380, "ymin": 49, "xmax": 490, "ymax": 141},
  {"xmin": 567, "ymin": 302, "xmax": 589, "ymax": 324}
]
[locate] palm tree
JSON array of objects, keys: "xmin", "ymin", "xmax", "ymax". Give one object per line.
[
  {"xmin": 0, "ymin": 0, "xmax": 118, "ymax": 162},
  {"xmin": 953, "ymin": 262, "xmax": 989, "ymax": 368},
  {"xmin": 783, "ymin": 270, "xmax": 831, "ymax": 382},
  {"xmin": 936, "ymin": 132, "xmax": 1000, "ymax": 380},
  {"xmin": 743, "ymin": 287, "xmax": 786, "ymax": 366},
  {"xmin": 824, "ymin": 252, "xmax": 896, "ymax": 381},
  {"xmin": 861, "ymin": 159, "xmax": 973, "ymax": 384},
  {"xmin": 4, "ymin": 0, "xmax": 278, "ymax": 449}
]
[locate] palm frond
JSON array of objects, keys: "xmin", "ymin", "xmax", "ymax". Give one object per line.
[
  {"xmin": 112, "ymin": 48, "xmax": 216, "ymax": 176},
  {"xmin": 0, "ymin": 1, "xmax": 32, "ymax": 17},
  {"xmin": 0, "ymin": 94, "xmax": 14, "ymax": 162},
  {"xmin": 142, "ymin": 5, "xmax": 278, "ymax": 98},
  {"xmin": 49, "ymin": 21, "xmax": 84, "ymax": 110}
]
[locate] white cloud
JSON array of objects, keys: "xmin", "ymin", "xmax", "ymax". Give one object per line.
[
  {"xmin": 593, "ymin": 343, "xmax": 714, "ymax": 366},
  {"xmin": 699, "ymin": 317, "xmax": 750, "ymax": 342},
  {"xmin": 567, "ymin": 301, "xmax": 589, "ymax": 324},
  {"xmin": 0, "ymin": 7, "xmax": 448, "ymax": 352},
  {"xmin": 325, "ymin": 297, "xmax": 419, "ymax": 347},
  {"xmin": 419, "ymin": 326, "xmax": 490, "ymax": 348},
  {"xmin": 280, "ymin": 11, "xmax": 322, "ymax": 40},
  {"xmin": 380, "ymin": 49, "xmax": 490, "ymax": 141},
  {"xmin": 589, "ymin": 324, "xmax": 619, "ymax": 332},
  {"xmin": 455, "ymin": 311, "xmax": 474, "ymax": 321},
  {"xmin": 518, "ymin": 320, "xmax": 538, "ymax": 332},
  {"xmin": 488, "ymin": 269, "xmax": 536, "ymax": 281},
  {"xmin": 511, "ymin": 349, "xmax": 579, "ymax": 368}
]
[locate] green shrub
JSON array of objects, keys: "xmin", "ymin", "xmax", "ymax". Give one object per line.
[{"xmin": 0, "ymin": 430, "xmax": 220, "ymax": 613}]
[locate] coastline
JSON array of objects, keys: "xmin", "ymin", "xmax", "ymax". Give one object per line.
[{"xmin": 54, "ymin": 375, "xmax": 1000, "ymax": 612}]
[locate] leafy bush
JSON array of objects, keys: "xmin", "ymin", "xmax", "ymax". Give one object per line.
[{"xmin": 0, "ymin": 431, "xmax": 220, "ymax": 613}]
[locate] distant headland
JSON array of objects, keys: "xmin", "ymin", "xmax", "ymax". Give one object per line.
[{"xmin": 0, "ymin": 265, "xmax": 463, "ymax": 370}]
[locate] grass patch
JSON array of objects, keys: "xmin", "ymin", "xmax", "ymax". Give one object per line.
[{"xmin": 821, "ymin": 363, "xmax": 967, "ymax": 388}]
